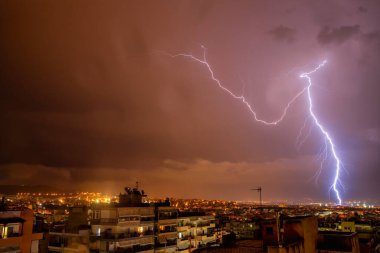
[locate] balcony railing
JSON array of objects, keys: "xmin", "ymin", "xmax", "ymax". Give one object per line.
[
  {"xmin": 177, "ymin": 226, "xmax": 190, "ymax": 232},
  {"xmin": 155, "ymin": 240, "xmax": 177, "ymax": 248},
  {"xmin": 143, "ymin": 230, "xmax": 154, "ymax": 236},
  {"xmin": 159, "ymin": 228, "xmax": 177, "ymax": 233},
  {"xmin": 99, "ymin": 231, "xmax": 154, "ymax": 240},
  {"xmin": 114, "ymin": 244, "xmax": 154, "ymax": 253},
  {"xmin": 4, "ymin": 232, "xmax": 21, "ymax": 238},
  {"xmin": 166, "ymin": 240, "xmax": 177, "ymax": 247},
  {"xmin": 91, "ymin": 218, "xmax": 117, "ymax": 225},
  {"xmin": 158, "ymin": 214, "xmax": 177, "ymax": 220},
  {"xmin": 196, "ymin": 234, "xmax": 215, "ymax": 240},
  {"xmin": 191, "ymin": 222, "xmax": 211, "ymax": 227},
  {"xmin": 140, "ymin": 216, "xmax": 154, "ymax": 223},
  {"xmin": 179, "ymin": 235, "xmax": 191, "ymax": 240}
]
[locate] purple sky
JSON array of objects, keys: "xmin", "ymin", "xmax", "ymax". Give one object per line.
[{"xmin": 1, "ymin": 1, "xmax": 379, "ymax": 202}]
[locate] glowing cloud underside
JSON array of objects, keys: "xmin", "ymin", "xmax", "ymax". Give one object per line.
[{"xmin": 169, "ymin": 46, "xmax": 342, "ymax": 205}]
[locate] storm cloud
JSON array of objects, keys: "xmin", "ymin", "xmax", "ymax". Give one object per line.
[
  {"xmin": 317, "ymin": 25, "xmax": 361, "ymax": 45},
  {"xmin": 269, "ymin": 25, "xmax": 297, "ymax": 43}
]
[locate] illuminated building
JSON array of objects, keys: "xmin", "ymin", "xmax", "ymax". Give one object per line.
[
  {"xmin": 155, "ymin": 206, "xmax": 177, "ymax": 253},
  {"xmin": 0, "ymin": 209, "xmax": 43, "ymax": 253},
  {"xmin": 176, "ymin": 212, "xmax": 217, "ymax": 252},
  {"xmin": 89, "ymin": 186, "xmax": 221, "ymax": 253},
  {"xmin": 340, "ymin": 221, "xmax": 355, "ymax": 233},
  {"xmin": 90, "ymin": 185, "xmax": 160, "ymax": 253},
  {"xmin": 47, "ymin": 206, "xmax": 91, "ymax": 253},
  {"xmin": 227, "ymin": 221, "xmax": 260, "ymax": 239}
]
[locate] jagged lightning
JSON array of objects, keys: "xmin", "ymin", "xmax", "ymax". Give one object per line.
[
  {"xmin": 295, "ymin": 116, "xmax": 312, "ymax": 150},
  {"xmin": 169, "ymin": 45, "xmax": 307, "ymax": 125},
  {"xmin": 300, "ymin": 62, "xmax": 342, "ymax": 205},
  {"xmin": 169, "ymin": 46, "xmax": 342, "ymax": 205}
]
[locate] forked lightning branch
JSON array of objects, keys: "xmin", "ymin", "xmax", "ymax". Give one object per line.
[{"xmin": 168, "ymin": 46, "xmax": 343, "ymax": 205}]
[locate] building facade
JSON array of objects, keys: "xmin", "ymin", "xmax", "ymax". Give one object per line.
[
  {"xmin": 90, "ymin": 206, "xmax": 155, "ymax": 253},
  {"xmin": 177, "ymin": 212, "xmax": 217, "ymax": 252},
  {"xmin": 0, "ymin": 209, "xmax": 43, "ymax": 253},
  {"xmin": 88, "ymin": 187, "xmax": 219, "ymax": 253}
]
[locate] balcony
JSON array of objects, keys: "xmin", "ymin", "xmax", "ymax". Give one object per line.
[
  {"xmin": 196, "ymin": 235, "xmax": 217, "ymax": 245},
  {"xmin": 49, "ymin": 246, "xmax": 85, "ymax": 252},
  {"xmin": 159, "ymin": 227, "xmax": 177, "ymax": 234},
  {"xmin": 155, "ymin": 239, "xmax": 177, "ymax": 249},
  {"xmin": 191, "ymin": 222, "xmax": 212, "ymax": 227},
  {"xmin": 1, "ymin": 232, "xmax": 21, "ymax": 238},
  {"xmin": 114, "ymin": 244, "xmax": 154, "ymax": 253},
  {"xmin": 166, "ymin": 239, "xmax": 177, "ymax": 247},
  {"xmin": 155, "ymin": 233, "xmax": 177, "ymax": 249},
  {"xmin": 91, "ymin": 218, "xmax": 117, "ymax": 225},
  {"xmin": 179, "ymin": 235, "xmax": 191, "ymax": 241},
  {"xmin": 177, "ymin": 240, "xmax": 190, "ymax": 251},
  {"xmin": 158, "ymin": 219, "xmax": 177, "ymax": 226},
  {"xmin": 140, "ymin": 216, "xmax": 154, "ymax": 224},
  {"xmin": 158, "ymin": 213, "xmax": 177, "ymax": 220},
  {"xmin": 143, "ymin": 230, "xmax": 154, "ymax": 236},
  {"xmin": 117, "ymin": 220, "xmax": 141, "ymax": 227},
  {"xmin": 177, "ymin": 226, "xmax": 190, "ymax": 232},
  {"xmin": 98, "ymin": 231, "xmax": 154, "ymax": 241}
]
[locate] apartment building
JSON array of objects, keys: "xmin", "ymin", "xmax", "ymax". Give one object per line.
[
  {"xmin": 177, "ymin": 212, "xmax": 217, "ymax": 252},
  {"xmin": 0, "ymin": 209, "xmax": 43, "ymax": 253},
  {"xmin": 88, "ymin": 186, "xmax": 220, "ymax": 253}
]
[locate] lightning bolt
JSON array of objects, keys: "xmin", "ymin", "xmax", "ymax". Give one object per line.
[
  {"xmin": 295, "ymin": 116, "xmax": 312, "ymax": 150},
  {"xmin": 311, "ymin": 138, "xmax": 329, "ymax": 185},
  {"xmin": 300, "ymin": 63, "xmax": 342, "ymax": 205},
  {"xmin": 169, "ymin": 45, "xmax": 307, "ymax": 125},
  {"xmin": 168, "ymin": 46, "xmax": 343, "ymax": 205}
]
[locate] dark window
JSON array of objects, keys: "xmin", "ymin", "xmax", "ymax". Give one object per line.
[
  {"xmin": 266, "ymin": 227, "xmax": 273, "ymax": 236},
  {"xmin": 140, "ymin": 216, "xmax": 154, "ymax": 222},
  {"xmin": 159, "ymin": 211, "xmax": 177, "ymax": 220}
]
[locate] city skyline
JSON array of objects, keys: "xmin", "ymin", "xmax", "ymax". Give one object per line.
[{"xmin": 1, "ymin": 1, "xmax": 380, "ymax": 202}]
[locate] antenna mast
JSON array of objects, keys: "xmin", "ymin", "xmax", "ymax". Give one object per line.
[{"xmin": 251, "ymin": 187, "xmax": 262, "ymax": 209}]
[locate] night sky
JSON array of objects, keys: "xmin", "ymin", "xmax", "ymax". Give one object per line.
[{"xmin": 1, "ymin": 1, "xmax": 379, "ymax": 202}]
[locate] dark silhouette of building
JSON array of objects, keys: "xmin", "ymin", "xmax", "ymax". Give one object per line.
[{"xmin": 317, "ymin": 231, "xmax": 360, "ymax": 253}]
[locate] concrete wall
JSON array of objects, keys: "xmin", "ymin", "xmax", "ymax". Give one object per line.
[{"xmin": 300, "ymin": 216, "xmax": 318, "ymax": 253}]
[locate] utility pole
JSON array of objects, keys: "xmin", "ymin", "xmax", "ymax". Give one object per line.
[{"xmin": 251, "ymin": 187, "xmax": 262, "ymax": 210}]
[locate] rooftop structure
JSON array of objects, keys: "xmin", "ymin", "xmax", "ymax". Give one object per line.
[
  {"xmin": 317, "ymin": 231, "xmax": 360, "ymax": 253},
  {"xmin": 260, "ymin": 215, "xmax": 318, "ymax": 253},
  {"xmin": 118, "ymin": 182, "xmax": 148, "ymax": 207}
]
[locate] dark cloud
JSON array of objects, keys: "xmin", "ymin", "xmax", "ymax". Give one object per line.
[
  {"xmin": 0, "ymin": 157, "xmax": 330, "ymax": 201},
  {"xmin": 269, "ymin": 25, "xmax": 296, "ymax": 43},
  {"xmin": 363, "ymin": 31, "xmax": 380, "ymax": 43},
  {"xmin": 364, "ymin": 128, "xmax": 380, "ymax": 144},
  {"xmin": 317, "ymin": 25, "xmax": 361, "ymax": 45},
  {"xmin": 358, "ymin": 6, "xmax": 368, "ymax": 13}
]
